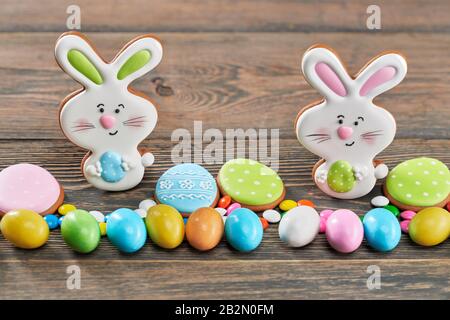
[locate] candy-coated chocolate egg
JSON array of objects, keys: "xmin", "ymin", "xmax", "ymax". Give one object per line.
[
  {"xmin": 61, "ymin": 209, "xmax": 100, "ymax": 253},
  {"xmin": 186, "ymin": 207, "xmax": 224, "ymax": 251},
  {"xmin": 146, "ymin": 204, "xmax": 184, "ymax": 249},
  {"xmin": 99, "ymin": 222, "xmax": 107, "ymax": 236},
  {"xmin": 297, "ymin": 199, "xmax": 315, "ymax": 208},
  {"xmin": 225, "ymin": 208, "xmax": 263, "ymax": 252},
  {"xmin": 58, "ymin": 203, "xmax": 77, "ymax": 215},
  {"xmin": 400, "ymin": 210, "xmax": 416, "ymax": 220},
  {"xmin": 215, "ymin": 207, "xmax": 227, "ymax": 216},
  {"xmin": 88, "ymin": 210, "xmax": 105, "ymax": 222},
  {"xmin": 44, "ymin": 214, "xmax": 59, "ymax": 230},
  {"xmin": 400, "ymin": 220, "xmax": 410, "ymax": 233},
  {"xmin": 139, "ymin": 199, "xmax": 156, "ymax": 211},
  {"xmin": 326, "ymin": 209, "xmax": 363, "ymax": 253},
  {"xmin": 409, "ymin": 207, "xmax": 450, "ymax": 246},
  {"xmin": 327, "ymin": 160, "xmax": 355, "ymax": 193},
  {"xmin": 383, "ymin": 204, "xmax": 400, "ymax": 217},
  {"xmin": 0, "ymin": 209, "xmax": 49, "ymax": 249},
  {"xmin": 226, "ymin": 203, "xmax": 241, "ymax": 215},
  {"xmin": 262, "ymin": 209, "xmax": 281, "ymax": 223},
  {"xmin": 278, "ymin": 206, "xmax": 320, "ymax": 247},
  {"xmin": 106, "ymin": 208, "xmax": 147, "ymax": 253},
  {"xmin": 259, "ymin": 217, "xmax": 269, "ymax": 230},
  {"xmin": 363, "ymin": 208, "xmax": 401, "ymax": 252},
  {"xmin": 279, "ymin": 200, "xmax": 297, "ymax": 212},
  {"xmin": 218, "ymin": 196, "xmax": 231, "ymax": 209}
]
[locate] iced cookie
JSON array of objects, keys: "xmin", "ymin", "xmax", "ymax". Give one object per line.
[
  {"xmin": 383, "ymin": 157, "xmax": 450, "ymax": 211},
  {"xmin": 295, "ymin": 45, "xmax": 407, "ymax": 199},
  {"xmin": 55, "ymin": 32, "xmax": 163, "ymax": 191},
  {"xmin": 217, "ymin": 159, "xmax": 285, "ymax": 211},
  {"xmin": 0, "ymin": 164, "xmax": 64, "ymax": 216},
  {"xmin": 155, "ymin": 163, "xmax": 219, "ymax": 216}
]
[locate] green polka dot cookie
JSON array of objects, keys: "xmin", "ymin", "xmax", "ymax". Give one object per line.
[
  {"xmin": 384, "ymin": 157, "xmax": 450, "ymax": 211},
  {"xmin": 327, "ymin": 160, "xmax": 356, "ymax": 193},
  {"xmin": 217, "ymin": 158, "xmax": 285, "ymax": 211}
]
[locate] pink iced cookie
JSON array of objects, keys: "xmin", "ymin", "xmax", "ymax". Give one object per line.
[{"xmin": 0, "ymin": 163, "xmax": 64, "ymax": 216}]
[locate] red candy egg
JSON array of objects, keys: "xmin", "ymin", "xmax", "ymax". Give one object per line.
[{"xmin": 218, "ymin": 195, "xmax": 231, "ymax": 209}]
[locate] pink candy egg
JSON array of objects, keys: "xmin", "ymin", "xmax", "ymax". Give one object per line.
[
  {"xmin": 400, "ymin": 210, "xmax": 416, "ymax": 220},
  {"xmin": 326, "ymin": 209, "xmax": 363, "ymax": 253},
  {"xmin": 226, "ymin": 203, "xmax": 241, "ymax": 216},
  {"xmin": 400, "ymin": 220, "xmax": 410, "ymax": 233},
  {"xmin": 319, "ymin": 218, "xmax": 327, "ymax": 233},
  {"xmin": 319, "ymin": 209, "xmax": 334, "ymax": 220}
]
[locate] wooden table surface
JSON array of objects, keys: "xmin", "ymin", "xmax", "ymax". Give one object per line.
[{"xmin": 0, "ymin": 0, "xmax": 449, "ymax": 299}]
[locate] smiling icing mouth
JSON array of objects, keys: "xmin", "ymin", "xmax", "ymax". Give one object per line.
[
  {"xmin": 109, "ymin": 130, "xmax": 118, "ymax": 136},
  {"xmin": 345, "ymin": 141, "xmax": 355, "ymax": 146}
]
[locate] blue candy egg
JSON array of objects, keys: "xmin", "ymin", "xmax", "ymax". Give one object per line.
[
  {"xmin": 363, "ymin": 208, "xmax": 401, "ymax": 252},
  {"xmin": 44, "ymin": 214, "xmax": 59, "ymax": 229},
  {"xmin": 58, "ymin": 216, "xmax": 64, "ymax": 226},
  {"xmin": 106, "ymin": 208, "xmax": 147, "ymax": 253},
  {"xmin": 225, "ymin": 208, "xmax": 263, "ymax": 252}
]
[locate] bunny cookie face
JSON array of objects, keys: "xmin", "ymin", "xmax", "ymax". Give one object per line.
[
  {"xmin": 55, "ymin": 32, "xmax": 163, "ymax": 191},
  {"xmin": 296, "ymin": 45, "xmax": 407, "ymax": 199}
]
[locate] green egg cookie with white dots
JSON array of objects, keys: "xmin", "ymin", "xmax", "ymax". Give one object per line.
[
  {"xmin": 384, "ymin": 157, "xmax": 450, "ymax": 211},
  {"xmin": 217, "ymin": 158, "xmax": 285, "ymax": 211},
  {"xmin": 327, "ymin": 160, "xmax": 356, "ymax": 193}
]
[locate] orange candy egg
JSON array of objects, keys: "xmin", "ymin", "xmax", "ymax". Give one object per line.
[
  {"xmin": 218, "ymin": 195, "xmax": 232, "ymax": 209},
  {"xmin": 259, "ymin": 217, "xmax": 269, "ymax": 230},
  {"xmin": 297, "ymin": 199, "xmax": 315, "ymax": 208},
  {"xmin": 186, "ymin": 207, "xmax": 224, "ymax": 251}
]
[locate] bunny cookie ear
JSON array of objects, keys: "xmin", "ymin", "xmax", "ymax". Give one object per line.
[
  {"xmin": 355, "ymin": 52, "xmax": 407, "ymax": 100},
  {"xmin": 301, "ymin": 46, "xmax": 352, "ymax": 100},
  {"xmin": 112, "ymin": 35, "xmax": 163, "ymax": 85},
  {"xmin": 55, "ymin": 32, "xmax": 106, "ymax": 87}
]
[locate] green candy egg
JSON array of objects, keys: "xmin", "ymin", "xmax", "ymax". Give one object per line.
[
  {"xmin": 61, "ymin": 209, "xmax": 101, "ymax": 253},
  {"xmin": 327, "ymin": 160, "xmax": 355, "ymax": 193}
]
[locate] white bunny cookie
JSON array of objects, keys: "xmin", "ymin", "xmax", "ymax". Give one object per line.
[
  {"xmin": 55, "ymin": 32, "xmax": 163, "ymax": 191},
  {"xmin": 296, "ymin": 45, "xmax": 407, "ymax": 199}
]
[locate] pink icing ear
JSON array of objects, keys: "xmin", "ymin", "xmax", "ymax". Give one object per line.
[
  {"xmin": 359, "ymin": 66, "xmax": 396, "ymax": 97},
  {"xmin": 315, "ymin": 62, "xmax": 347, "ymax": 97}
]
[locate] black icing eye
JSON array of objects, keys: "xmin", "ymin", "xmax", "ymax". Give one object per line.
[
  {"xmin": 338, "ymin": 119, "xmax": 344, "ymax": 125},
  {"xmin": 115, "ymin": 109, "xmax": 120, "ymax": 114},
  {"xmin": 354, "ymin": 121, "xmax": 359, "ymax": 126},
  {"xmin": 97, "ymin": 103, "xmax": 105, "ymax": 113}
]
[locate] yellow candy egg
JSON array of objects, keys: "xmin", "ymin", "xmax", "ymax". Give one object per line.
[
  {"xmin": 0, "ymin": 209, "xmax": 49, "ymax": 249},
  {"xmin": 99, "ymin": 222, "xmax": 107, "ymax": 236},
  {"xmin": 145, "ymin": 204, "xmax": 184, "ymax": 249},
  {"xmin": 409, "ymin": 207, "xmax": 450, "ymax": 246},
  {"xmin": 58, "ymin": 203, "xmax": 77, "ymax": 216},
  {"xmin": 279, "ymin": 200, "xmax": 297, "ymax": 212}
]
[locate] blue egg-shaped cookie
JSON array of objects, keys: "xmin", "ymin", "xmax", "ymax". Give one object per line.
[
  {"xmin": 363, "ymin": 208, "xmax": 401, "ymax": 252},
  {"xmin": 155, "ymin": 163, "xmax": 218, "ymax": 214},
  {"xmin": 100, "ymin": 151, "xmax": 125, "ymax": 183}
]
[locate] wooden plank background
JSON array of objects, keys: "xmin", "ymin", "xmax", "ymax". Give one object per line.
[{"xmin": 0, "ymin": 0, "xmax": 449, "ymax": 299}]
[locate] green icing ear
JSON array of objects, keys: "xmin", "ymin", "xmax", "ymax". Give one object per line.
[
  {"xmin": 67, "ymin": 49, "xmax": 103, "ymax": 85},
  {"xmin": 117, "ymin": 49, "xmax": 151, "ymax": 80}
]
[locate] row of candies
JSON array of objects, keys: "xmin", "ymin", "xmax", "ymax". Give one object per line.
[{"xmin": 1, "ymin": 193, "xmax": 449, "ymax": 254}]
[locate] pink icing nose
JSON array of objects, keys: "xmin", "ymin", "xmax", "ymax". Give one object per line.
[
  {"xmin": 337, "ymin": 126, "xmax": 353, "ymax": 140},
  {"xmin": 99, "ymin": 115, "xmax": 116, "ymax": 129}
]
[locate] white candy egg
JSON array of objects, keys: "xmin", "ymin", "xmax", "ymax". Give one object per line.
[
  {"xmin": 139, "ymin": 199, "xmax": 156, "ymax": 211},
  {"xmin": 278, "ymin": 206, "xmax": 320, "ymax": 247}
]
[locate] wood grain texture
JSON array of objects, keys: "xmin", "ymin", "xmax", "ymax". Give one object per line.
[
  {"xmin": 1, "ymin": 0, "xmax": 450, "ymax": 32},
  {"xmin": 0, "ymin": 32, "xmax": 449, "ymax": 139},
  {"xmin": 0, "ymin": 259, "xmax": 448, "ymax": 299},
  {"xmin": 0, "ymin": 0, "xmax": 449, "ymax": 300}
]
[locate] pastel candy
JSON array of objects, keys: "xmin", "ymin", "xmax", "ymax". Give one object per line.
[
  {"xmin": 155, "ymin": 163, "xmax": 218, "ymax": 214},
  {"xmin": 371, "ymin": 195, "xmax": 389, "ymax": 207},
  {"xmin": 218, "ymin": 158, "xmax": 284, "ymax": 206},
  {"xmin": 326, "ymin": 209, "xmax": 363, "ymax": 253},
  {"xmin": 386, "ymin": 157, "xmax": 450, "ymax": 207},
  {"xmin": 408, "ymin": 207, "xmax": 450, "ymax": 246},
  {"xmin": 400, "ymin": 210, "xmax": 416, "ymax": 220},
  {"xmin": 327, "ymin": 160, "xmax": 355, "ymax": 193},
  {"xmin": 0, "ymin": 163, "xmax": 63, "ymax": 216},
  {"xmin": 100, "ymin": 151, "xmax": 125, "ymax": 183}
]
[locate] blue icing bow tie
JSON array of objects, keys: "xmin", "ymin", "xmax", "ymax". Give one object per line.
[{"xmin": 100, "ymin": 151, "xmax": 125, "ymax": 183}]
